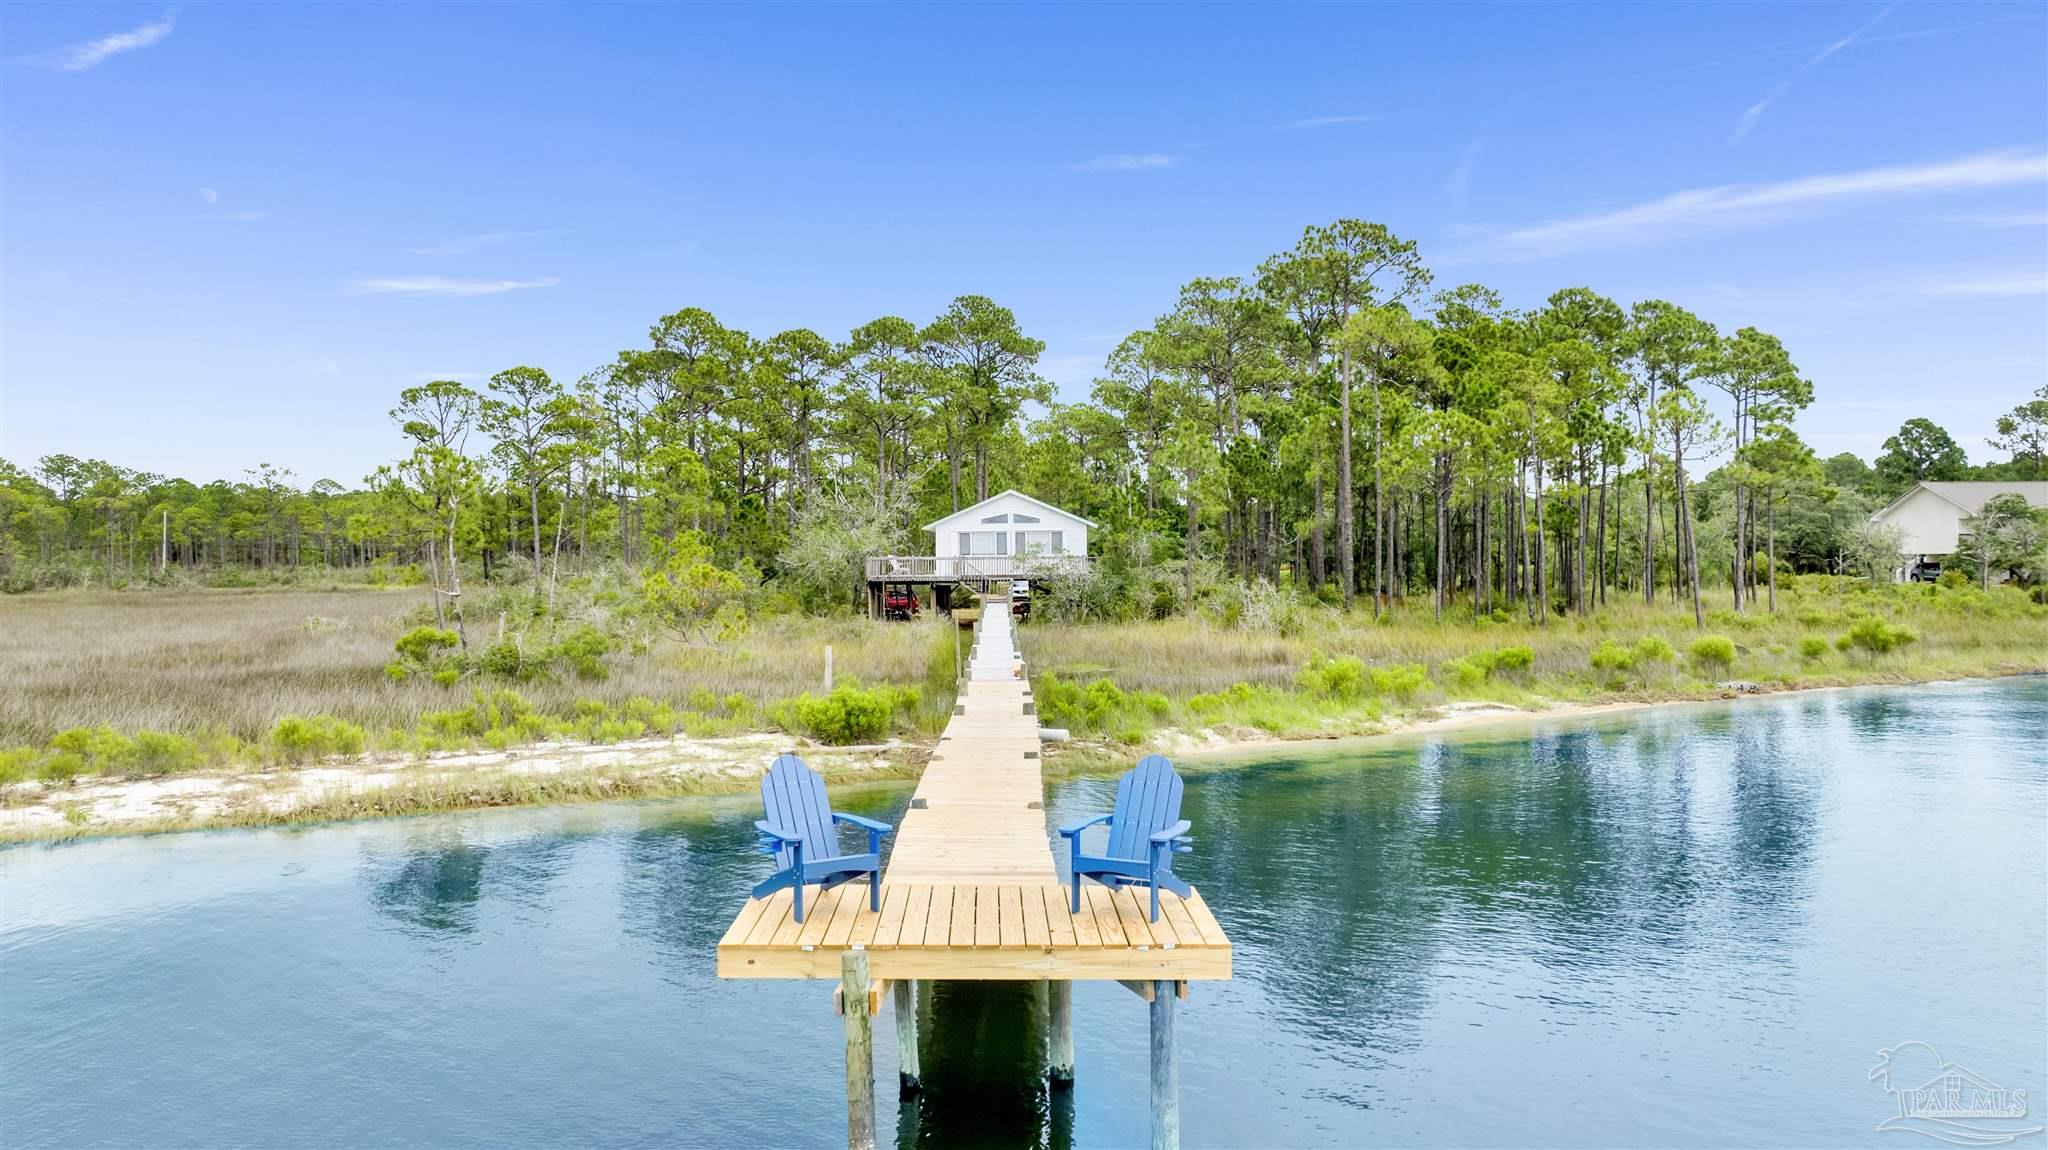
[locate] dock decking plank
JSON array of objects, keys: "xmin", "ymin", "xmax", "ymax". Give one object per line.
[
  {"xmin": 973, "ymin": 885, "xmax": 1001, "ymax": 948},
  {"xmin": 948, "ymin": 887, "xmax": 976, "ymax": 948}
]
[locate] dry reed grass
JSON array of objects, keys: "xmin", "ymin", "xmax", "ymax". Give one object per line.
[
  {"xmin": 1019, "ymin": 588, "xmax": 2048, "ymax": 703},
  {"xmin": 0, "ymin": 589, "xmax": 951, "ymax": 746}
]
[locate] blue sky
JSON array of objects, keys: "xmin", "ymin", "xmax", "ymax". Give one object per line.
[{"xmin": 3, "ymin": 2, "xmax": 2044, "ymax": 485}]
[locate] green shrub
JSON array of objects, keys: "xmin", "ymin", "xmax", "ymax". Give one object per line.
[
  {"xmin": 477, "ymin": 640, "xmax": 544, "ymax": 681},
  {"xmin": 553, "ymin": 625, "xmax": 612, "ymax": 680},
  {"xmin": 1487, "ymin": 646, "xmax": 1534, "ymax": 675},
  {"xmin": 1936, "ymin": 569, "xmax": 1969, "ymax": 589},
  {"xmin": 129, "ymin": 731, "xmax": 204, "ymax": 776},
  {"xmin": 1798, "ymin": 635, "xmax": 1830, "ymax": 661},
  {"xmin": 1589, "ymin": 639, "xmax": 1635, "ymax": 672},
  {"xmin": 50, "ymin": 725, "xmax": 136, "ymax": 768},
  {"xmin": 1442, "ymin": 646, "xmax": 1534, "ymax": 688},
  {"xmin": 0, "ymin": 748, "xmax": 40, "ymax": 785},
  {"xmin": 1689, "ymin": 635, "xmax": 1737, "ymax": 670},
  {"xmin": 1367, "ymin": 663, "xmax": 1428, "ymax": 699},
  {"xmin": 268, "ymin": 715, "xmax": 367, "ymax": 763},
  {"xmin": 1632, "ymin": 635, "xmax": 1678, "ymax": 665},
  {"xmin": 622, "ymin": 695, "xmax": 682, "ymax": 734},
  {"xmin": 1706, "ymin": 608, "xmax": 1765, "ymax": 633},
  {"xmin": 394, "ymin": 626, "xmax": 460, "ymax": 666},
  {"xmin": 1296, "ymin": 655, "xmax": 1368, "ymax": 700},
  {"xmin": 1838, "ymin": 615, "xmax": 1919, "ymax": 657},
  {"xmin": 1437, "ymin": 657, "xmax": 1485, "ymax": 689},
  {"xmin": 785, "ymin": 683, "xmax": 918, "ymax": 744}
]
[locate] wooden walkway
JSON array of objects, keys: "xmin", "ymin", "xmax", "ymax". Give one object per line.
[{"xmin": 717, "ymin": 600, "xmax": 1231, "ymax": 982}]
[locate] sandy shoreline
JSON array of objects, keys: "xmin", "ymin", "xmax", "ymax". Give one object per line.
[
  {"xmin": 0, "ymin": 733, "xmax": 914, "ymax": 840},
  {"xmin": 5, "ymin": 670, "xmax": 2032, "ymax": 843},
  {"xmin": 1111, "ymin": 670, "xmax": 2036, "ymax": 767}
]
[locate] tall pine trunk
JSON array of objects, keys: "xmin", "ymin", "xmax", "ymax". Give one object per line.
[{"xmin": 1339, "ymin": 352, "xmax": 1357, "ymax": 610}]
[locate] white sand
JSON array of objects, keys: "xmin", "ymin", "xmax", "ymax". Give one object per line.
[{"xmin": 0, "ymin": 733, "xmax": 905, "ymax": 836}]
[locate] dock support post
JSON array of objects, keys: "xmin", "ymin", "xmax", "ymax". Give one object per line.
[
  {"xmin": 842, "ymin": 952, "xmax": 876, "ymax": 1150},
  {"xmin": 1047, "ymin": 980, "xmax": 1074, "ymax": 1087},
  {"xmin": 893, "ymin": 979, "xmax": 921, "ymax": 1097},
  {"xmin": 1149, "ymin": 979, "xmax": 1178, "ymax": 1150}
]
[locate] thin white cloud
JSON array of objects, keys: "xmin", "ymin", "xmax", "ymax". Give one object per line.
[
  {"xmin": 1733, "ymin": 3, "xmax": 1895, "ymax": 143},
  {"xmin": 348, "ymin": 276, "xmax": 560, "ymax": 298},
  {"xmin": 1447, "ymin": 139, "xmax": 1483, "ymax": 195},
  {"xmin": 410, "ymin": 371, "xmax": 487, "ymax": 382},
  {"xmin": 197, "ymin": 187, "xmax": 218, "ymax": 204},
  {"xmin": 1070, "ymin": 153, "xmax": 1178, "ymax": 174},
  {"xmin": 1943, "ymin": 210, "xmax": 2048, "ymax": 229},
  {"xmin": 1279, "ymin": 114, "xmax": 1384, "ymax": 131},
  {"xmin": 406, "ymin": 232, "xmax": 520, "ymax": 256},
  {"xmin": 51, "ymin": 12, "xmax": 176, "ymax": 72},
  {"xmin": 302, "ymin": 357, "xmax": 341, "ymax": 377},
  {"xmin": 1447, "ymin": 148, "xmax": 2048, "ymax": 263},
  {"xmin": 1920, "ymin": 273, "xmax": 2048, "ymax": 298}
]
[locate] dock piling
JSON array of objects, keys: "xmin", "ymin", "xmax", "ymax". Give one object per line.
[
  {"xmin": 1047, "ymin": 979, "xmax": 1074, "ymax": 1087},
  {"xmin": 842, "ymin": 951, "xmax": 876, "ymax": 1150},
  {"xmin": 893, "ymin": 979, "xmax": 921, "ymax": 1097},
  {"xmin": 1149, "ymin": 979, "xmax": 1178, "ymax": 1150}
]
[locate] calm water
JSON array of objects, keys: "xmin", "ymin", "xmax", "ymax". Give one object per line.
[{"xmin": 4, "ymin": 679, "xmax": 2044, "ymax": 1148}]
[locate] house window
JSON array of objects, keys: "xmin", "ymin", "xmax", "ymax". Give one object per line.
[
  {"xmin": 980, "ymin": 514, "xmax": 1009, "ymax": 524},
  {"xmin": 1016, "ymin": 531, "xmax": 1064, "ymax": 555},
  {"xmin": 959, "ymin": 531, "xmax": 1008, "ymax": 556},
  {"xmin": 1012, "ymin": 513, "xmax": 1040, "ymax": 524}
]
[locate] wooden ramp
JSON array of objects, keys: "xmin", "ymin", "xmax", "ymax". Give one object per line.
[{"xmin": 717, "ymin": 600, "xmax": 1231, "ymax": 982}]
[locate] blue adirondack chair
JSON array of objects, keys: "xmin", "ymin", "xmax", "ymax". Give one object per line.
[
  {"xmin": 752, "ymin": 754, "xmax": 893, "ymax": 923},
  {"xmin": 1058, "ymin": 754, "xmax": 1194, "ymax": 922}
]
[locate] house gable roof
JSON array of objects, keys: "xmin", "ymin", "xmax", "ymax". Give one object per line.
[
  {"xmin": 1874, "ymin": 481, "xmax": 2048, "ymax": 520},
  {"xmin": 924, "ymin": 489, "xmax": 1097, "ymax": 531}
]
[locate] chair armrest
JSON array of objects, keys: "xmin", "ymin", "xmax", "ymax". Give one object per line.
[
  {"xmin": 1058, "ymin": 812, "xmax": 1114, "ymax": 838},
  {"xmin": 1149, "ymin": 820, "xmax": 1191, "ymax": 845},
  {"xmin": 832, "ymin": 811, "xmax": 894, "ymax": 835},
  {"xmin": 754, "ymin": 819, "xmax": 802, "ymax": 843}
]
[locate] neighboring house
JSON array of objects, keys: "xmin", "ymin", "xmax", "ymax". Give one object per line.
[
  {"xmin": 924, "ymin": 490, "xmax": 1093, "ymax": 564},
  {"xmin": 1870, "ymin": 481, "xmax": 2048, "ymax": 578}
]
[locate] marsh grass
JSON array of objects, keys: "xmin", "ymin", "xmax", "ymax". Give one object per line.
[
  {"xmin": 0, "ymin": 588, "xmax": 952, "ymax": 765},
  {"xmin": 1019, "ymin": 580, "xmax": 2048, "ymax": 745}
]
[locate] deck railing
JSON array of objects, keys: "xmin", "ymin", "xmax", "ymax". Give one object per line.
[{"xmin": 864, "ymin": 554, "xmax": 1090, "ymax": 581}]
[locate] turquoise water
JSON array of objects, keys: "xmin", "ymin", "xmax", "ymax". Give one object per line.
[{"xmin": 4, "ymin": 679, "xmax": 2043, "ymax": 1148}]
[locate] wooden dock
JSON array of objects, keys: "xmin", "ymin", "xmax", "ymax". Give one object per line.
[
  {"xmin": 718, "ymin": 598, "xmax": 1230, "ymax": 982},
  {"xmin": 717, "ymin": 593, "xmax": 1230, "ymax": 1149}
]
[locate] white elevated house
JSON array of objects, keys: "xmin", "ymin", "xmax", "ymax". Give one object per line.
[
  {"xmin": 864, "ymin": 490, "xmax": 1093, "ymax": 616},
  {"xmin": 1869, "ymin": 480, "xmax": 2048, "ymax": 579}
]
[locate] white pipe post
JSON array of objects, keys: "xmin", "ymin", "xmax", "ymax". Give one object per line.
[
  {"xmin": 842, "ymin": 952, "xmax": 875, "ymax": 1150},
  {"xmin": 1048, "ymin": 980, "xmax": 1074, "ymax": 1087},
  {"xmin": 894, "ymin": 979, "xmax": 920, "ymax": 1097},
  {"xmin": 1150, "ymin": 980, "xmax": 1178, "ymax": 1150}
]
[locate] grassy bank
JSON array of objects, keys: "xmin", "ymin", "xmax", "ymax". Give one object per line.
[
  {"xmin": 1019, "ymin": 576, "xmax": 2048, "ymax": 751},
  {"xmin": 8, "ymin": 576, "xmax": 2041, "ymax": 841},
  {"xmin": 0, "ymin": 586, "xmax": 959, "ymax": 793}
]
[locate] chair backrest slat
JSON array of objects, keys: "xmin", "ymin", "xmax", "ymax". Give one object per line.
[
  {"xmin": 1105, "ymin": 754, "xmax": 1183, "ymax": 861},
  {"xmin": 762, "ymin": 754, "xmax": 841, "ymax": 869}
]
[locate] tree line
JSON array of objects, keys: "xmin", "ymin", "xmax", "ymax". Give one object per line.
[{"xmin": 4, "ymin": 218, "xmax": 2044, "ymax": 618}]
